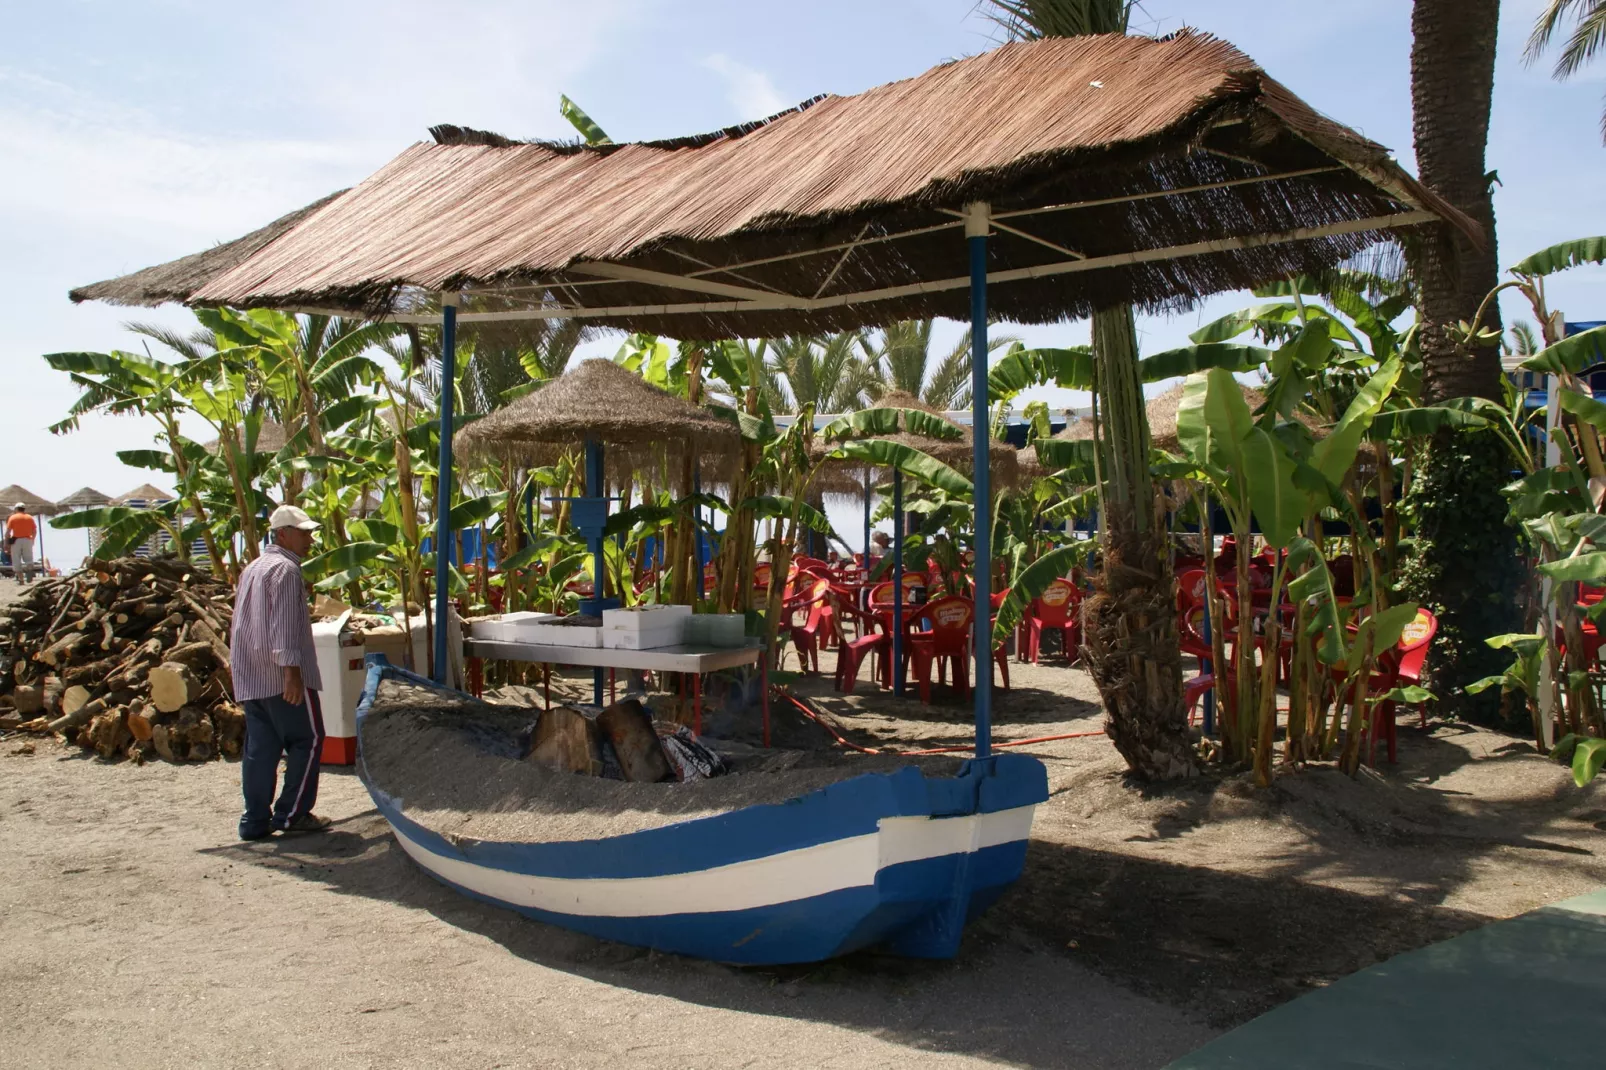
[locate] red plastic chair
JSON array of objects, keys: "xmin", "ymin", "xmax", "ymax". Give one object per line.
[
  {"xmin": 1366, "ymin": 609, "xmax": 1438, "ymax": 764},
  {"xmin": 784, "ymin": 576, "xmax": 833, "ymax": 673},
  {"xmin": 831, "ymin": 597, "xmax": 888, "ymax": 694},
  {"xmin": 1022, "ymin": 577, "xmax": 1082, "ymax": 663},
  {"xmin": 907, "ymin": 597, "xmax": 1011, "ymax": 703}
]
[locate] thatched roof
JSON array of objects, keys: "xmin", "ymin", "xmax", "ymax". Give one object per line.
[
  {"xmin": 112, "ymin": 483, "xmax": 175, "ymax": 505},
  {"xmin": 0, "ymin": 486, "xmax": 61, "ymax": 516},
  {"xmin": 1045, "ymin": 381, "xmax": 1323, "ymax": 454},
  {"xmin": 80, "ymin": 33, "xmax": 1470, "ymax": 338},
  {"xmin": 70, "ymin": 191, "xmax": 346, "ymax": 307},
  {"xmin": 1143, "ymin": 381, "xmax": 1323, "ymax": 451},
  {"xmin": 856, "ymin": 391, "xmax": 1020, "ymax": 487},
  {"xmin": 453, "ymin": 359, "xmax": 739, "ymax": 482},
  {"xmin": 202, "ymin": 421, "xmax": 290, "ymax": 455},
  {"xmin": 56, "ymin": 486, "xmax": 112, "ymax": 510}
]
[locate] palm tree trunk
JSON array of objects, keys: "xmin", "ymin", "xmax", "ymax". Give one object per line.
[
  {"xmin": 1405, "ymin": 0, "xmax": 1524, "ymax": 725},
  {"xmin": 1082, "ymin": 306, "xmax": 1197, "ymax": 779}
]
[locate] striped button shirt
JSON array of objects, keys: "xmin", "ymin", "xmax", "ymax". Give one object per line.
[{"xmin": 230, "ymin": 545, "xmax": 322, "ymax": 701}]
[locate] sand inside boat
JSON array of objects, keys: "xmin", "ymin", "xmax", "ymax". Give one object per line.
[{"xmin": 359, "ymin": 677, "xmax": 963, "ymax": 844}]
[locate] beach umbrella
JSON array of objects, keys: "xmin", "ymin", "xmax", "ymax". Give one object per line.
[
  {"xmin": 1, "ymin": 486, "xmax": 61, "ymax": 568},
  {"xmin": 455, "ymin": 358, "xmax": 741, "ymax": 700},
  {"xmin": 111, "ymin": 483, "xmax": 176, "ymax": 506},
  {"xmin": 0, "ymin": 485, "xmax": 61, "ymax": 516},
  {"xmin": 56, "ymin": 486, "xmax": 112, "ymax": 511}
]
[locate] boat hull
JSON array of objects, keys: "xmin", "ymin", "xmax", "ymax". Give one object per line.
[{"xmin": 357, "ymin": 660, "xmax": 1047, "ymax": 964}]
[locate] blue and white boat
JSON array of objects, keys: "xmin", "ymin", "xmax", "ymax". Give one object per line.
[{"xmin": 354, "ymin": 659, "xmax": 1047, "ymax": 965}]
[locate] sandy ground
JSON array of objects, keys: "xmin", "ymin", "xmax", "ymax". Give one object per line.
[{"xmin": 3, "ymin": 578, "xmax": 1602, "ymax": 1068}]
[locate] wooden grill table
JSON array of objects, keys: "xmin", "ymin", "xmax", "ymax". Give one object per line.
[{"xmin": 463, "ymin": 638, "xmax": 769, "ymax": 742}]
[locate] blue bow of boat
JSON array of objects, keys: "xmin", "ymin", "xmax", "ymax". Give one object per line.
[{"xmin": 355, "ymin": 657, "xmax": 1047, "ymax": 964}]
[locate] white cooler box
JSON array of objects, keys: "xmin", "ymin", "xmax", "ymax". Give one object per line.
[
  {"xmin": 601, "ymin": 605, "xmax": 690, "ymax": 650},
  {"xmin": 312, "ymin": 613, "xmax": 368, "ymax": 765},
  {"xmin": 312, "ymin": 609, "xmax": 455, "ymax": 764}
]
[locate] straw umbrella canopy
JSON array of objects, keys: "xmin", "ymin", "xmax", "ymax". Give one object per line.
[
  {"xmin": 0, "ymin": 485, "xmax": 61, "ymax": 516},
  {"xmin": 202, "ymin": 420, "xmax": 290, "ymax": 456},
  {"xmin": 1144, "ymin": 381, "xmax": 1323, "ymax": 452},
  {"xmin": 854, "ymin": 391, "xmax": 1020, "ymax": 488},
  {"xmin": 112, "ymin": 484, "xmax": 176, "ymax": 506},
  {"xmin": 56, "ymin": 487, "xmax": 112, "ymax": 511},
  {"xmin": 453, "ymin": 359, "xmax": 740, "ymax": 490}
]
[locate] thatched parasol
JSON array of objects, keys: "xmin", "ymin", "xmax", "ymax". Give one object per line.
[
  {"xmin": 112, "ymin": 484, "xmax": 176, "ymax": 506},
  {"xmin": 1144, "ymin": 381, "xmax": 1324, "ymax": 452},
  {"xmin": 855, "ymin": 391, "xmax": 1020, "ymax": 488},
  {"xmin": 56, "ymin": 487, "xmax": 112, "ymax": 511},
  {"xmin": 453, "ymin": 359, "xmax": 740, "ymax": 489},
  {"xmin": 203, "ymin": 420, "xmax": 290, "ymax": 455},
  {"xmin": 1045, "ymin": 383, "xmax": 1323, "ymax": 456},
  {"xmin": 0, "ymin": 485, "xmax": 61, "ymax": 516}
]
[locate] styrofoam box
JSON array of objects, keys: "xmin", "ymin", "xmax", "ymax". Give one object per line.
[
  {"xmin": 601, "ymin": 622, "xmax": 686, "ymax": 650},
  {"xmin": 470, "ymin": 612, "xmax": 563, "ymax": 643},
  {"xmin": 601, "ymin": 605, "xmax": 692, "ymax": 634},
  {"xmin": 509, "ymin": 620, "xmax": 603, "ymax": 648}
]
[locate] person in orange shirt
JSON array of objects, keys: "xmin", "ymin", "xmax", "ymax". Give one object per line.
[{"xmin": 6, "ymin": 503, "xmax": 38, "ymax": 583}]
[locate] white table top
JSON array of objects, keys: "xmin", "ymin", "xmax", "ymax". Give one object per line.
[{"xmin": 463, "ymin": 638, "xmax": 764, "ymax": 673}]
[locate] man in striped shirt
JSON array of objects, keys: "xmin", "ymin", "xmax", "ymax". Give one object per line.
[{"xmin": 231, "ymin": 505, "xmax": 330, "ymax": 840}]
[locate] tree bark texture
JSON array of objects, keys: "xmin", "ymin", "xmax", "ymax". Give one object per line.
[
  {"xmin": 1085, "ymin": 306, "xmax": 1197, "ymax": 779},
  {"xmin": 1406, "ymin": 0, "xmax": 1524, "ymax": 723}
]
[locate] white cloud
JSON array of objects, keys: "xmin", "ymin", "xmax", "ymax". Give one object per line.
[{"xmin": 702, "ymin": 53, "xmax": 791, "ymax": 121}]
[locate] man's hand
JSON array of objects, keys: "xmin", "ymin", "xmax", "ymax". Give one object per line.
[{"xmin": 282, "ymin": 665, "xmax": 305, "ymax": 707}]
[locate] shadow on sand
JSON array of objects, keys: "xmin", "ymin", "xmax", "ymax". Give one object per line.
[{"xmin": 204, "ymin": 771, "xmax": 1523, "ymax": 1070}]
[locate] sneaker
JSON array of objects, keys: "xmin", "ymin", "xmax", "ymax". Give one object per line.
[
  {"xmin": 276, "ymin": 813, "xmax": 332, "ymax": 835},
  {"xmin": 238, "ymin": 825, "xmax": 273, "ymax": 842}
]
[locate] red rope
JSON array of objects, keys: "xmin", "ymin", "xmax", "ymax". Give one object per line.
[{"xmin": 772, "ymin": 688, "xmax": 1106, "ymax": 756}]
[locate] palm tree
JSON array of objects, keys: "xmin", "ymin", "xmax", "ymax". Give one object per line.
[
  {"xmin": 983, "ymin": 0, "xmax": 1197, "ymax": 780},
  {"xmin": 764, "ymin": 332, "xmax": 879, "ymax": 414},
  {"xmin": 1527, "ymin": 0, "xmax": 1606, "ymax": 140},
  {"xmin": 861, "ymin": 320, "xmax": 1014, "ymax": 409},
  {"xmin": 1405, "ymin": 0, "xmax": 1524, "ymax": 724}
]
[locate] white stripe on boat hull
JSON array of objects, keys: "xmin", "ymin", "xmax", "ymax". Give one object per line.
[{"xmin": 388, "ymin": 805, "xmax": 1038, "ymax": 919}]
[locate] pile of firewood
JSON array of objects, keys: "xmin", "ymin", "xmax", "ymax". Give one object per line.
[{"xmin": 0, "ymin": 557, "xmax": 242, "ymax": 763}]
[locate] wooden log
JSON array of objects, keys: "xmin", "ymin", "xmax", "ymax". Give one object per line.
[
  {"xmin": 12, "ymin": 685, "xmax": 43, "ymax": 716},
  {"xmin": 149, "ymin": 663, "xmax": 201, "ymax": 714},
  {"xmin": 151, "ymin": 722, "xmax": 178, "ymax": 762},
  {"xmin": 45, "ymin": 695, "xmax": 105, "ymax": 734},
  {"xmin": 126, "ymin": 698, "xmax": 160, "ymax": 742},
  {"xmin": 87, "ymin": 705, "xmax": 130, "ymax": 760},
  {"xmin": 61, "ymin": 685, "xmax": 94, "ymax": 718},
  {"xmin": 527, "ymin": 706, "xmax": 601, "ymax": 775},
  {"xmin": 163, "ymin": 641, "xmax": 216, "ymax": 670},
  {"xmin": 595, "ymin": 698, "xmax": 673, "ymax": 783},
  {"xmin": 62, "ymin": 657, "xmax": 121, "ymax": 687},
  {"xmin": 36, "ymin": 632, "xmax": 86, "ymax": 667},
  {"xmin": 212, "ymin": 702, "xmax": 245, "ymax": 759}
]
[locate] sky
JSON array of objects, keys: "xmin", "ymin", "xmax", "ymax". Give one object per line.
[{"xmin": 4, "ymin": 0, "xmax": 1603, "ymax": 561}]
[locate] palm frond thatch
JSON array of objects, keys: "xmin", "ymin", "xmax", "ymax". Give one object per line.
[{"xmin": 453, "ymin": 359, "xmax": 740, "ymax": 488}]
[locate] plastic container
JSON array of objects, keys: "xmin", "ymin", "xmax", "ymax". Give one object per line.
[{"xmin": 709, "ymin": 613, "xmax": 746, "ymax": 648}]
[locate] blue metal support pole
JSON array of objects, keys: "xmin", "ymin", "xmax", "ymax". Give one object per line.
[
  {"xmin": 967, "ymin": 203, "xmax": 993, "ymax": 759},
  {"xmin": 694, "ymin": 471, "xmax": 705, "ymax": 600},
  {"xmin": 892, "ymin": 470, "xmax": 905, "ymax": 697},
  {"xmin": 585, "ymin": 439, "xmax": 607, "ymax": 706},
  {"xmin": 431, "ymin": 301, "xmax": 458, "ymax": 684},
  {"xmin": 863, "ymin": 479, "xmax": 871, "ymax": 572}
]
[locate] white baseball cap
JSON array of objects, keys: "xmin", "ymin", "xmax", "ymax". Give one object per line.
[
  {"xmin": 268, "ymin": 505, "xmax": 320, "ymax": 531},
  {"xmin": 13, "ymin": 502, "xmax": 24, "ymax": 510}
]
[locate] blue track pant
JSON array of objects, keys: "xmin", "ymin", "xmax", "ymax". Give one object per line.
[{"xmin": 239, "ymin": 691, "xmax": 324, "ymax": 838}]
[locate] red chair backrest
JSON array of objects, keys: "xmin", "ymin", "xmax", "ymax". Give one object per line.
[
  {"xmin": 1393, "ymin": 608, "xmax": 1437, "ymax": 682},
  {"xmin": 921, "ymin": 596, "xmax": 975, "ymax": 655},
  {"xmin": 1035, "ymin": 578, "xmax": 1080, "ymax": 626},
  {"xmin": 1176, "ymin": 569, "xmax": 1208, "ymax": 612},
  {"xmin": 753, "ymin": 562, "xmax": 772, "ymax": 590}
]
